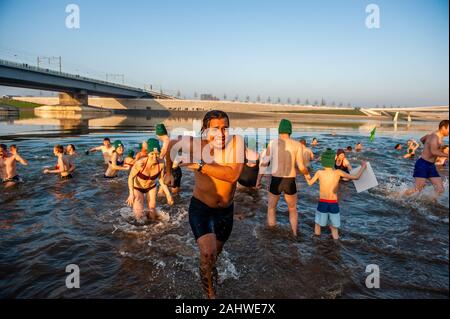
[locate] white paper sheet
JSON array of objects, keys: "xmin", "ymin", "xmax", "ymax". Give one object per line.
[{"xmin": 350, "ymin": 162, "xmax": 378, "ymax": 193}]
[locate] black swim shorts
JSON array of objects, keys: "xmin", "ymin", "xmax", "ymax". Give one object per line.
[
  {"xmin": 172, "ymin": 166, "xmax": 182, "ymax": 188},
  {"xmin": 2, "ymin": 175, "xmax": 21, "ymax": 183},
  {"xmin": 188, "ymin": 196, "xmax": 234, "ymax": 243},
  {"xmin": 269, "ymin": 176, "xmax": 297, "ymax": 195}
]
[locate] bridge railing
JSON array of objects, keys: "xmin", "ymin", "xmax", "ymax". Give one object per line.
[{"xmin": 0, "ymin": 58, "xmax": 159, "ymax": 95}]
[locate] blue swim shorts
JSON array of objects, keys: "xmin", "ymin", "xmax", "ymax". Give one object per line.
[{"xmin": 413, "ymin": 158, "xmax": 440, "ymax": 179}]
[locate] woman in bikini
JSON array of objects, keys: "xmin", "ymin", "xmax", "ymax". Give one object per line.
[
  {"xmin": 126, "ymin": 138, "xmax": 172, "ymax": 221},
  {"xmin": 104, "ymin": 140, "xmax": 130, "ymax": 178},
  {"xmin": 43, "ymin": 145, "xmax": 74, "ymax": 179}
]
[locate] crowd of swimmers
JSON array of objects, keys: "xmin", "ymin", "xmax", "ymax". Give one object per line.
[{"xmin": 0, "ymin": 111, "xmax": 448, "ymax": 299}]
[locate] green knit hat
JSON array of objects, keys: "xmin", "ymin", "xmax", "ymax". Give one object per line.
[
  {"xmin": 321, "ymin": 149, "xmax": 336, "ymax": 168},
  {"xmin": 113, "ymin": 140, "xmax": 124, "ymax": 149},
  {"xmin": 147, "ymin": 138, "xmax": 161, "ymax": 153},
  {"xmin": 126, "ymin": 150, "xmax": 135, "ymax": 158},
  {"xmin": 279, "ymin": 119, "xmax": 292, "ymax": 135},
  {"xmin": 155, "ymin": 124, "xmax": 168, "ymax": 136}
]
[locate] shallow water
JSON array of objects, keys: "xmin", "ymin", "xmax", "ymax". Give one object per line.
[{"xmin": 0, "ymin": 113, "xmax": 448, "ymax": 299}]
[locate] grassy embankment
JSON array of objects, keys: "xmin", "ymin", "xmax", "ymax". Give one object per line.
[{"xmin": 0, "ymin": 98, "xmax": 43, "ymax": 119}]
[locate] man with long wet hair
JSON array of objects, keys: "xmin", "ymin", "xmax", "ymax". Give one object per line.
[{"xmin": 165, "ymin": 110, "xmax": 244, "ymax": 299}]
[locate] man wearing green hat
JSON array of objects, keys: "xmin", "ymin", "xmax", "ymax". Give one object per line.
[
  {"xmin": 305, "ymin": 149, "xmax": 366, "ymax": 240},
  {"xmin": 265, "ymin": 119, "xmax": 309, "ymax": 237},
  {"xmin": 156, "ymin": 123, "xmax": 183, "ymax": 194}
]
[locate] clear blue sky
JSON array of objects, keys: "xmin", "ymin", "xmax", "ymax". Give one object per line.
[{"xmin": 0, "ymin": 0, "xmax": 448, "ymax": 107}]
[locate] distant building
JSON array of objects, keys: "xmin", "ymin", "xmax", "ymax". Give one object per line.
[{"xmin": 200, "ymin": 94, "xmax": 219, "ymax": 101}]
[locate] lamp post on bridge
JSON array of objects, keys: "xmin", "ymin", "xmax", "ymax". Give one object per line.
[
  {"xmin": 37, "ymin": 56, "xmax": 62, "ymax": 73},
  {"xmin": 106, "ymin": 74, "xmax": 125, "ymax": 84}
]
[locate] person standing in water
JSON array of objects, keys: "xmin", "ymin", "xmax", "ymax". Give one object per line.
[
  {"xmin": 311, "ymin": 137, "xmax": 319, "ymax": 147},
  {"xmin": 299, "ymin": 139, "xmax": 314, "ymax": 172},
  {"xmin": 126, "ymin": 138, "xmax": 171, "ymax": 222},
  {"xmin": 265, "ymin": 119, "xmax": 309, "ymax": 237},
  {"xmin": 66, "ymin": 144, "xmax": 77, "ymax": 174},
  {"xmin": 43, "ymin": 145, "xmax": 74, "ymax": 179},
  {"xmin": 104, "ymin": 140, "xmax": 129, "ymax": 178},
  {"xmin": 355, "ymin": 142, "xmax": 363, "ymax": 152},
  {"xmin": 0, "ymin": 144, "xmax": 28, "ymax": 186},
  {"xmin": 156, "ymin": 123, "xmax": 183, "ymax": 195},
  {"xmin": 87, "ymin": 137, "xmax": 115, "ymax": 165},
  {"xmin": 335, "ymin": 149, "xmax": 352, "ymax": 174},
  {"xmin": 405, "ymin": 120, "xmax": 449, "ymax": 197},
  {"xmin": 134, "ymin": 142, "xmax": 148, "ymax": 161},
  {"xmin": 305, "ymin": 149, "xmax": 367, "ymax": 240},
  {"xmin": 164, "ymin": 110, "xmax": 244, "ymax": 299}
]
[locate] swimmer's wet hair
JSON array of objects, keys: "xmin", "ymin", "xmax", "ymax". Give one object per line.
[
  {"xmin": 54, "ymin": 145, "xmax": 64, "ymax": 153},
  {"xmin": 9, "ymin": 144, "xmax": 17, "ymax": 149},
  {"xmin": 201, "ymin": 110, "xmax": 230, "ymax": 134},
  {"xmin": 300, "ymin": 139, "xmax": 307, "ymax": 145},
  {"xmin": 104, "ymin": 137, "xmax": 111, "ymax": 142},
  {"xmin": 68, "ymin": 144, "xmax": 76, "ymax": 151},
  {"xmin": 439, "ymin": 120, "xmax": 449, "ymax": 129},
  {"xmin": 0, "ymin": 144, "xmax": 6, "ymax": 150}
]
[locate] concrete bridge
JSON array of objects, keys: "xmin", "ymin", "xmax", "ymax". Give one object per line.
[
  {"xmin": 361, "ymin": 106, "xmax": 448, "ymax": 121},
  {"xmin": 0, "ymin": 59, "xmax": 175, "ymax": 108}
]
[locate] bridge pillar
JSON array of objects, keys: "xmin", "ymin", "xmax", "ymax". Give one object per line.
[
  {"xmin": 407, "ymin": 112, "xmax": 412, "ymax": 122},
  {"xmin": 393, "ymin": 112, "xmax": 399, "ymax": 122},
  {"xmin": 59, "ymin": 92, "xmax": 88, "ymax": 106}
]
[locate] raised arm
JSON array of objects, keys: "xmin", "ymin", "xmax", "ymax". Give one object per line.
[
  {"xmin": 339, "ymin": 161, "xmax": 367, "ymax": 180},
  {"xmin": 88, "ymin": 145, "xmax": 103, "ymax": 153},
  {"xmin": 345, "ymin": 158, "xmax": 353, "ymax": 171},
  {"xmin": 14, "ymin": 153, "xmax": 28, "ymax": 166}
]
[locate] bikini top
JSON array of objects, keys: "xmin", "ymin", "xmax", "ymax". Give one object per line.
[
  {"xmin": 109, "ymin": 152, "xmax": 124, "ymax": 166},
  {"xmin": 137, "ymin": 158, "xmax": 161, "ymax": 181},
  {"xmin": 335, "ymin": 160, "xmax": 347, "ymax": 170}
]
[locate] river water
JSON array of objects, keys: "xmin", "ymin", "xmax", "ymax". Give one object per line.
[{"xmin": 0, "ymin": 111, "xmax": 448, "ymax": 298}]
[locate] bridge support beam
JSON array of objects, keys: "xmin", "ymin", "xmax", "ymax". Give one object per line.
[
  {"xmin": 393, "ymin": 112, "xmax": 399, "ymax": 122},
  {"xmin": 59, "ymin": 92, "xmax": 88, "ymax": 106}
]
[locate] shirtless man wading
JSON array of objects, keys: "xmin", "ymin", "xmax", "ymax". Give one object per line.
[
  {"xmin": 165, "ymin": 110, "xmax": 244, "ymax": 299},
  {"xmin": 0, "ymin": 144, "xmax": 28, "ymax": 187},
  {"xmin": 406, "ymin": 120, "xmax": 449, "ymax": 197},
  {"xmin": 264, "ymin": 119, "xmax": 309, "ymax": 237}
]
